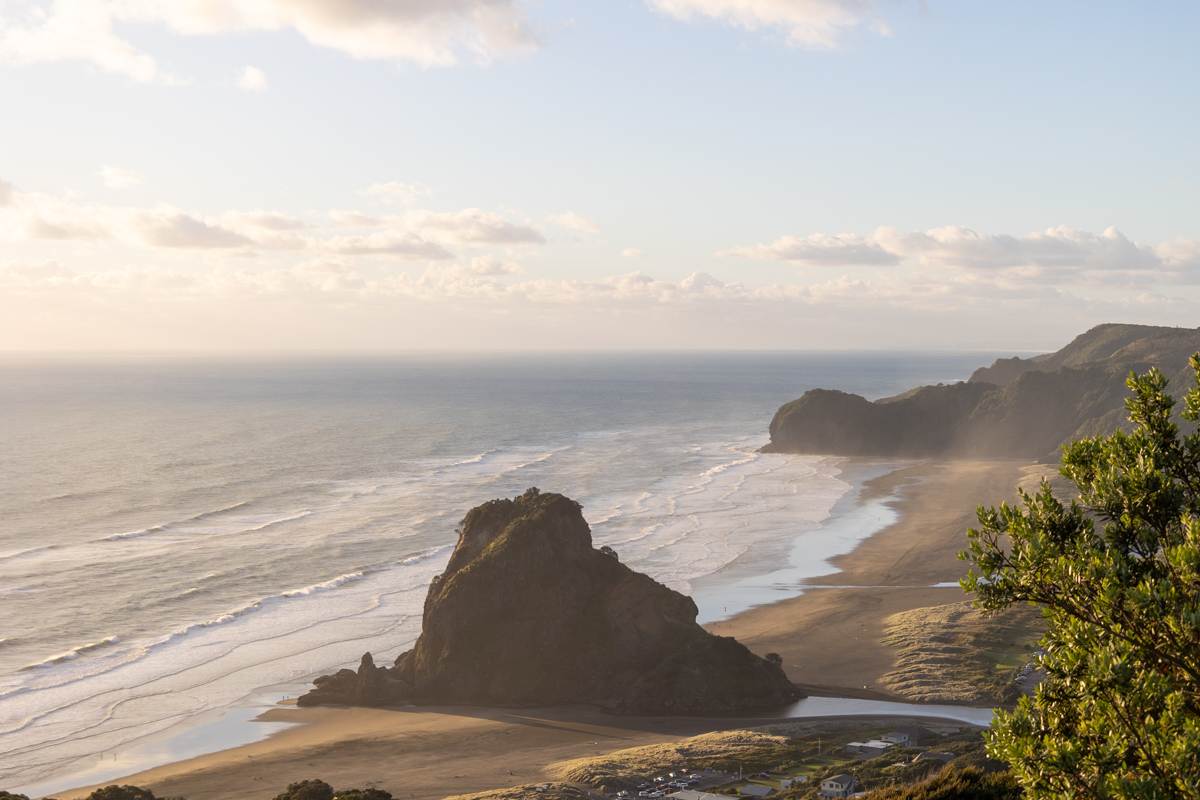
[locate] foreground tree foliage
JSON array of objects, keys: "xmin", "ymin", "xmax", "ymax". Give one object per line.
[{"xmin": 963, "ymin": 357, "xmax": 1200, "ymax": 798}]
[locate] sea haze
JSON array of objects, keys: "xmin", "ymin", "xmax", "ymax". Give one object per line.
[{"xmin": 0, "ymin": 351, "xmax": 996, "ymax": 790}]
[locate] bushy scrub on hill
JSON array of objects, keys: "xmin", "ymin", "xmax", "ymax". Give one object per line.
[
  {"xmin": 548, "ymin": 729, "xmax": 794, "ymax": 788},
  {"xmin": 272, "ymin": 781, "xmax": 393, "ymax": 800},
  {"xmin": 0, "ymin": 781, "xmax": 396, "ymax": 800},
  {"xmin": 860, "ymin": 767, "xmax": 1022, "ymax": 799}
]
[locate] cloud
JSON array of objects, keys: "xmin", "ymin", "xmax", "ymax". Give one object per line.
[
  {"xmin": 362, "ymin": 181, "xmax": 430, "ymax": 206},
  {"xmin": 28, "ymin": 215, "xmax": 108, "ymax": 240},
  {"xmin": 0, "ymin": 179, "xmax": 13, "ymax": 206},
  {"xmin": 468, "ymin": 256, "xmax": 523, "ymax": 276},
  {"xmin": 0, "ymin": 182, "xmax": 547, "ymax": 261},
  {"xmin": 0, "ymin": 1, "xmax": 161, "ymax": 82},
  {"xmin": 237, "ymin": 65, "xmax": 267, "ymax": 92},
  {"xmin": 414, "ymin": 209, "xmax": 545, "ymax": 245},
  {"xmin": 325, "ymin": 232, "xmax": 452, "ymax": 259},
  {"xmin": 225, "ymin": 211, "xmax": 310, "ymax": 232},
  {"xmin": 726, "ymin": 225, "xmax": 1199, "ymax": 283},
  {"xmin": 621, "ymin": 247, "xmax": 643, "ymax": 258},
  {"xmin": 132, "ymin": 211, "xmax": 253, "ymax": 249},
  {"xmin": 648, "ymin": 0, "xmax": 887, "ymax": 48},
  {"xmin": 548, "ymin": 211, "xmax": 600, "ymax": 235},
  {"xmin": 329, "ymin": 209, "xmax": 384, "ymax": 228},
  {"xmin": 725, "ymin": 232, "xmax": 898, "ymax": 265},
  {"xmin": 98, "ymin": 165, "xmax": 142, "ymax": 190},
  {"xmin": 0, "ymin": 0, "xmax": 538, "ymax": 83}
]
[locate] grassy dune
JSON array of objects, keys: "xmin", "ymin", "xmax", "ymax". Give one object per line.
[
  {"xmin": 548, "ymin": 729, "xmax": 793, "ymax": 788},
  {"xmin": 445, "ymin": 784, "xmax": 596, "ymax": 800},
  {"xmin": 879, "ymin": 602, "xmax": 1042, "ymax": 705}
]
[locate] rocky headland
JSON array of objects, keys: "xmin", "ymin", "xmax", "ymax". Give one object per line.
[
  {"xmin": 764, "ymin": 323, "xmax": 1200, "ymax": 459},
  {"xmin": 300, "ymin": 488, "xmax": 800, "ymax": 714}
]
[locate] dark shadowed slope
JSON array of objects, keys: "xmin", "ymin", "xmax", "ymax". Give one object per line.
[{"xmin": 764, "ymin": 323, "xmax": 1200, "ymax": 459}]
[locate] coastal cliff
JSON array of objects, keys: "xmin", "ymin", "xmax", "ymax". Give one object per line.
[
  {"xmin": 300, "ymin": 488, "xmax": 800, "ymax": 714},
  {"xmin": 764, "ymin": 323, "xmax": 1200, "ymax": 459}
]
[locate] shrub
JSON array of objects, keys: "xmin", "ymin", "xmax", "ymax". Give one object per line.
[{"xmin": 273, "ymin": 780, "xmax": 334, "ymax": 800}]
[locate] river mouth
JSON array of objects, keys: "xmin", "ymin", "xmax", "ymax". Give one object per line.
[{"xmin": 783, "ymin": 695, "xmax": 994, "ymax": 726}]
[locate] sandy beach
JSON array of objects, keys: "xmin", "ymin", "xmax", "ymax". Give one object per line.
[
  {"xmin": 49, "ymin": 458, "xmax": 1037, "ymax": 800},
  {"xmin": 712, "ymin": 459, "xmax": 1039, "ymax": 699}
]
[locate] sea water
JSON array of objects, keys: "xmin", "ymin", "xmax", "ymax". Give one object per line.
[{"xmin": 0, "ymin": 351, "xmax": 998, "ymax": 792}]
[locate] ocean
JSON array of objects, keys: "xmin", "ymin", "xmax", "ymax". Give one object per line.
[{"xmin": 0, "ymin": 351, "xmax": 997, "ymax": 794}]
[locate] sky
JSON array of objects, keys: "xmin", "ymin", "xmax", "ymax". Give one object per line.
[{"xmin": 1, "ymin": 0, "xmax": 1198, "ymax": 353}]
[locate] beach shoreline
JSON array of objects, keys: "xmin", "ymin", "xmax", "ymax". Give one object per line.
[{"xmin": 27, "ymin": 457, "xmax": 1035, "ymax": 800}]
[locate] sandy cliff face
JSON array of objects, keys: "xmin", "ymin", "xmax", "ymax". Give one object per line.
[
  {"xmin": 300, "ymin": 489, "xmax": 800, "ymax": 714},
  {"xmin": 764, "ymin": 323, "xmax": 1200, "ymax": 459}
]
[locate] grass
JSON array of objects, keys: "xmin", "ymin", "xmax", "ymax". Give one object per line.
[
  {"xmin": 444, "ymin": 783, "xmax": 597, "ymax": 800},
  {"xmin": 547, "ymin": 729, "xmax": 794, "ymax": 790},
  {"xmin": 878, "ymin": 601, "xmax": 1042, "ymax": 705}
]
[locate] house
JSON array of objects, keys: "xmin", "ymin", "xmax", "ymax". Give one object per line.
[
  {"xmin": 845, "ymin": 739, "xmax": 892, "ymax": 757},
  {"xmin": 881, "ymin": 727, "xmax": 926, "ymax": 747},
  {"xmin": 913, "ymin": 750, "xmax": 956, "ymax": 764},
  {"xmin": 737, "ymin": 785, "xmax": 773, "ymax": 798},
  {"xmin": 779, "ymin": 776, "xmax": 808, "ymax": 789},
  {"xmin": 819, "ymin": 774, "xmax": 859, "ymax": 799},
  {"xmin": 667, "ymin": 792, "xmax": 726, "ymax": 800}
]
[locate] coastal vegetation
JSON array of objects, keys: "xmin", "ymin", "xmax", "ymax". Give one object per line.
[
  {"xmin": 963, "ymin": 358, "xmax": 1200, "ymax": 796},
  {"xmin": 857, "ymin": 768, "xmax": 1022, "ymax": 800},
  {"xmin": 765, "ymin": 324, "xmax": 1200, "ymax": 459},
  {"xmin": 879, "ymin": 602, "xmax": 1042, "ymax": 705}
]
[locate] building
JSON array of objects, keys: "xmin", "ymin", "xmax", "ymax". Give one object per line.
[
  {"xmin": 737, "ymin": 785, "xmax": 774, "ymax": 798},
  {"xmin": 845, "ymin": 739, "xmax": 892, "ymax": 757},
  {"xmin": 819, "ymin": 774, "xmax": 860, "ymax": 799},
  {"xmin": 667, "ymin": 792, "xmax": 727, "ymax": 800},
  {"xmin": 779, "ymin": 776, "xmax": 808, "ymax": 789}
]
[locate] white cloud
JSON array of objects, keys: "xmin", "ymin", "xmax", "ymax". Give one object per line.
[
  {"xmin": 725, "ymin": 231, "xmax": 897, "ymax": 265},
  {"xmin": 413, "ymin": 208, "xmax": 545, "ymax": 245},
  {"xmin": 468, "ymin": 256, "xmax": 523, "ymax": 276},
  {"xmin": 0, "ymin": 182, "xmax": 545, "ymax": 260},
  {"xmin": 621, "ymin": 247, "xmax": 643, "ymax": 258},
  {"xmin": 362, "ymin": 181, "xmax": 430, "ymax": 206},
  {"xmin": 0, "ymin": 0, "xmax": 537, "ymax": 83},
  {"xmin": 648, "ymin": 0, "xmax": 887, "ymax": 48},
  {"xmin": 548, "ymin": 211, "xmax": 600, "ymax": 235},
  {"xmin": 237, "ymin": 64, "xmax": 267, "ymax": 92},
  {"xmin": 0, "ymin": 179, "xmax": 14, "ymax": 206},
  {"xmin": 329, "ymin": 209, "xmax": 384, "ymax": 228},
  {"xmin": 98, "ymin": 165, "xmax": 142, "ymax": 190},
  {"xmin": 28, "ymin": 215, "xmax": 108, "ymax": 240},
  {"xmin": 132, "ymin": 211, "xmax": 253, "ymax": 249},
  {"xmin": 726, "ymin": 225, "xmax": 1199, "ymax": 283},
  {"xmin": 224, "ymin": 211, "xmax": 309, "ymax": 232},
  {"xmin": 325, "ymin": 232, "xmax": 452, "ymax": 259}
]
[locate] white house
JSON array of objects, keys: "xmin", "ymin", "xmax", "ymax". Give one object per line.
[
  {"xmin": 737, "ymin": 785, "xmax": 773, "ymax": 798},
  {"xmin": 819, "ymin": 774, "xmax": 860, "ymax": 799},
  {"xmin": 881, "ymin": 731, "xmax": 912, "ymax": 746},
  {"xmin": 667, "ymin": 792, "xmax": 727, "ymax": 800}
]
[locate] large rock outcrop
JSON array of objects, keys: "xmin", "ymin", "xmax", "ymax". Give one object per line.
[
  {"xmin": 764, "ymin": 323, "xmax": 1200, "ymax": 460},
  {"xmin": 299, "ymin": 489, "xmax": 800, "ymax": 715}
]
